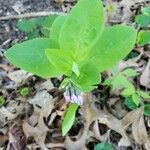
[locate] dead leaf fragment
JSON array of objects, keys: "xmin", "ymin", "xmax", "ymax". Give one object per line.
[
  {"xmin": 132, "ymin": 116, "xmax": 150, "ymax": 146},
  {"xmin": 35, "ymin": 80, "xmax": 54, "ymax": 91},
  {"xmin": 28, "ymin": 90, "xmax": 54, "ymax": 118},
  {"xmin": 22, "ymin": 111, "xmax": 49, "ymax": 150},
  {"xmin": 7, "ymin": 126, "xmax": 26, "ymax": 150},
  {"xmin": 140, "ymin": 60, "xmax": 150, "ymax": 88},
  {"xmin": 8, "ymin": 70, "xmax": 32, "ymax": 85}
]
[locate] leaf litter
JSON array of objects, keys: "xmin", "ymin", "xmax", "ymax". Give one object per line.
[{"xmin": 0, "ymin": 0, "xmax": 150, "ymax": 149}]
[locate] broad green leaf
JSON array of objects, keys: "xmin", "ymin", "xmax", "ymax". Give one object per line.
[
  {"xmin": 135, "ymin": 14, "xmax": 150, "ymax": 27},
  {"xmin": 71, "ymin": 62, "xmax": 101, "ymax": 91},
  {"xmin": 137, "ymin": 90, "xmax": 150, "ymax": 99},
  {"xmin": 137, "ymin": 30, "xmax": 150, "ymax": 46},
  {"xmin": 17, "ymin": 19, "xmax": 37, "ymax": 32},
  {"xmin": 92, "ymin": 25, "xmax": 137, "ymax": 72},
  {"xmin": 144, "ymin": 104, "xmax": 150, "ymax": 116},
  {"xmin": 122, "ymin": 68, "xmax": 138, "ymax": 77},
  {"xmin": 5, "ymin": 38, "xmax": 61, "ymax": 78},
  {"xmin": 111, "ymin": 74, "xmax": 135, "ymax": 91},
  {"xmin": 121, "ymin": 87, "xmax": 135, "ymax": 96},
  {"xmin": 62, "ymin": 103, "xmax": 78, "ymax": 136},
  {"xmin": 45, "ymin": 49, "xmax": 73, "ymax": 76},
  {"xmin": 50, "ymin": 16, "xmax": 66, "ymax": 48},
  {"xmin": 59, "ymin": 0, "xmax": 104, "ymax": 57},
  {"xmin": 124, "ymin": 97, "xmax": 138, "ymax": 110},
  {"xmin": 132, "ymin": 93, "xmax": 141, "ymax": 106},
  {"xmin": 111, "ymin": 75, "xmax": 127, "ymax": 90},
  {"xmin": 94, "ymin": 142, "xmax": 114, "ymax": 150}
]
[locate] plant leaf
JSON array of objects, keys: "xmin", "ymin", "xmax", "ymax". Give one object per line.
[
  {"xmin": 71, "ymin": 62, "xmax": 101, "ymax": 91},
  {"xmin": 142, "ymin": 7, "xmax": 150, "ymax": 16},
  {"xmin": 137, "ymin": 90, "xmax": 150, "ymax": 99},
  {"xmin": 144, "ymin": 104, "xmax": 150, "ymax": 116},
  {"xmin": 59, "ymin": 0, "xmax": 104, "ymax": 57},
  {"xmin": 135, "ymin": 14, "xmax": 150, "ymax": 27},
  {"xmin": 50, "ymin": 15, "xmax": 66, "ymax": 49},
  {"xmin": 111, "ymin": 74, "xmax": 135, "ymax": 91},
  {"xmin": 45, "ymin": 49, "xmax": 73, "ymax": 76},
  {"xmin": 0, "ymin": 96, "xmax": 5, "ymax": 106},
  {"xmin": 5, "ymin": 38, "xmax": 61, "ymax": 78},
  {"xmin": 124, "ymin": 97, "xmax": 138, "ymax": 110},
  {"xmin": 72, "ymin": 62, "xmax": 80, "ymax": 76},
  {"xmin": 137, "ymin": 30, "xmax": 150, "ymax": 46},
  {"xmin": 62, "ymin": 103, "xmax": 78, "ymax": 136},
  {"xmin": 94, "ymin": 142, "xmax": 114, "ymax": 150},
  {"xmin": 132, "ymin": 93, "xmax": 141, "ymax": 106},
  {"xmin": 92, "ymin": 25, "xmax": 137, "ymax": 72},
  {"xmin": 103, "ymin": 77, "xmax": 113, "ymax": 86},
  {"xmin": 121, "ymin": 87, "xmax": 135, "ymax": 96},
  {"xmin": 27, "ymin": 30, "xmax": 39, "ymax": 39},
  {"xmin": 42, "ymin": 15, "xmax": 59, "ymax": 28},
  {"xmin": 17, "ymin": 19, "xmax": 37, "ymax": 33},
  {"xmin": 122, "ymin": 68, "xmax": 138, "ymax": 77}
]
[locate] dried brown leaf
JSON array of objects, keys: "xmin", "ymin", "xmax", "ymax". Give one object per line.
[
  {"xmin": 0, "ymin": 101, "xmax": 24, "ymax": 127},
  {"xmin": 7, "ymin": 126, "xmax": 26, "ymax": 150},
  {"xmin": 8, "ymin": 70, "xmax": 32, "ymax": 85},
  {"xmin": 35, "ymin": 80, "xmax": 54, "ymax": 91},
  {"xmin": 121, "ymin": 107, "xmax": 144, "ymax": 127},
  {"xmin": 0, "ymin": 134, "xmax": 8, "ymax": 146},
  {"xmin": 140, "ymin": 60, "xmax": 150, "ymax": 88},
  {"xmin": 132, "ymin": 116, "xmax": 150, "ymax": 146},
  {"xmin": 22, "ymin": 111, "xmax": 49, "ymax": 150},
  {"xmin": 28, "ymin": 90, "xmax": 55, "ymax": 118},
  {"xmin": 65, "ymin": 93, "xmax": 94, "ymax": 150}
]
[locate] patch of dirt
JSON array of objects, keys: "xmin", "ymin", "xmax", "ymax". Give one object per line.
[{"xmin": 0, "ymin": 0, "xmax": 62, "ymax": 49}]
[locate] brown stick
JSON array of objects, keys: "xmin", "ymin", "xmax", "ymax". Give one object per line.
[{"xmin": 0, "ymin": 11, "xmax": 66, "ymax": 21}]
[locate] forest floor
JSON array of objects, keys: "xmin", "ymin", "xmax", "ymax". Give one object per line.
[{"xmin": 0, "ymin": 0, "xmax": 150, "ymax": 150}]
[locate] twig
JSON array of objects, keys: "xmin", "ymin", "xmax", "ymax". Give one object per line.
[
  {"xmin": 46, "ymin": 143, "xmax": 65, "ymax": 148},
  {"xmin": 0, "ymin": 11, "xmax": 66, "ymax": 21}
]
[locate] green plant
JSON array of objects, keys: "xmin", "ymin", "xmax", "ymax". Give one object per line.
[
  {"xmin": 5, "ymin": 0, "xmax": 137, "ymax": 135},
  {"xmin": 104, "ymin": 68, "xmax": 150, "ymax": 111},
  {"xmin": 135, "ymin": 7, "xmax": 150, "ymax": 46},
  {"xmin": 17, "ymin": 15, "xmax": 58, "ymax": 39},
  {"xmin": 134, "ymin": 6, "xmax": 150, "ymax": 115},
  {"xmin": 135, "ymin": 7, "xmax": 150, "ymax": 28},
  {"xmin": 62, "ymin": 103, "xmax": 78, "ymax": 136},
  {"xmin": 20, "ymin": 87, "xmax": 30, "ymax": 97},
  {"xmin": 137, "ymin": 30, "xmax": 150, "ymax": 46}
]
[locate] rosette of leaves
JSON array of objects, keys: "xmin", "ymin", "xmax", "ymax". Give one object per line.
[{"xmin": 6, "ymin": 0, "xmax": 137, "ymax": 92}]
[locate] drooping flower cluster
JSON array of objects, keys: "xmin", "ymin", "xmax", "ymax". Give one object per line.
[{"xmin": 64, "ymin": 85, "xmax": 83, "ymax": 105}]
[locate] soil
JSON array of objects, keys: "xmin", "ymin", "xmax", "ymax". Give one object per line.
[{"xmin": 0, "ymin": 0, "xmax": 61, "ymax": 48}]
